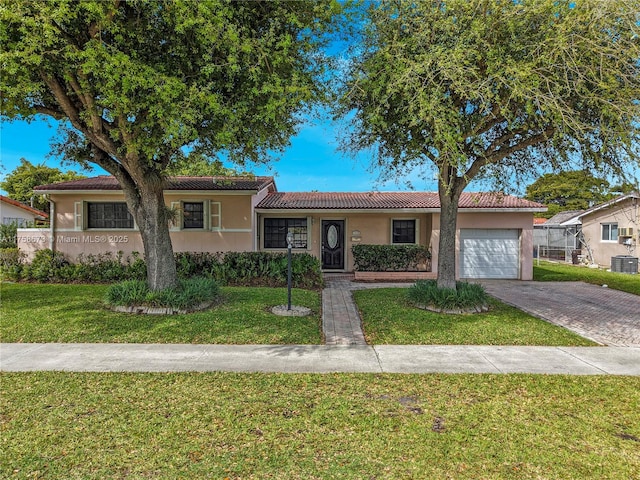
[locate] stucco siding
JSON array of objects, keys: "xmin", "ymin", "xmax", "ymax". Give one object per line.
[
  {"xmin": 258, "ymin": 212, "xmax": 433, "ymax": 271},
  {"xmin": 1, "ymin": 202, "xmax": 38, "ymax": 226},
  {"xmin": 580, "ymin": 198, "xmax": 639, "ymax": 269},
  {"xmin": 21, "ymin": 192, "xmax": 256, "ymax": 260}
]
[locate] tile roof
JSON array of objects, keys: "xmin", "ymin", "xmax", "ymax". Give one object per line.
[
  {"xmin": 0, "ymin": 194, "xmax": 49, "ymax": 218},
  {"xmin": 256, "ymin": 191, "xmax": 545, "ymax": 210},
  {"xmin": 34, "ymin": 175, "xmax": 275, "ymax": 192}
]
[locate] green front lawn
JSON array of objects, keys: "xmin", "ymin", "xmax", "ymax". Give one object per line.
[
  {"xmin": 0, "ymin": 283, "xmax": 321, "ymax": 344},
  {"xmin": 354, "ymin": 288, "xmax": 596, "ymax": 345},
  {"xmin": 534, "ymin": 261, "xmax": 640, "ymax": 295},
  {"xmin": 2, "ymin": 372, "xmax": 638, "ymax": 479}
]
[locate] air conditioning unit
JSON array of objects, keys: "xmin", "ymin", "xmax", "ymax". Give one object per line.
[
  {"xmin": 618, "ymin": 227, "xmax": 634, "ymax": 237},
  {"xmin": 611, "ymin": 256, "xmax": 639, "ymax": 274}
]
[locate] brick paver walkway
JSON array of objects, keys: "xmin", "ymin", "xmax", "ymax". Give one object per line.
[
  {"xmin": 482, "ymin": 281, "xmax": 640, "ymax": 347},
  {"xmin": 322, "ymin": 275, "xmax": 411, "ymax": 345}
]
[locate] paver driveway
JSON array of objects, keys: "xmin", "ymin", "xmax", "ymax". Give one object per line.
[{"xmin": 481, "ymin": 281, "xmax": 640, "ymax": 347}]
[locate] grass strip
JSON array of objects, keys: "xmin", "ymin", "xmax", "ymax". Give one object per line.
[
  {"xmin": 354, "ymin": 288, "xmax": 596, "ymax": 345},
  {"xmin": 1, "ymin": 372, "xmax": 638, "ymax": 479},
  {"xmin": 534, "ymin": 261, "xmax": 640, "ymax": 295},
  {"xmin": 0, "ymin": 283, "xmax": 321, "ymax": 344}
]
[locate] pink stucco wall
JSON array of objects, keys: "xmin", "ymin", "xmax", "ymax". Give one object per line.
[
  {"xmin": 16, "ymin": 190, "xmax": 537, "ymax": 280},
  {"xmin": 580, "ymin": 197, "xmax": 639, "ymax": 269}
]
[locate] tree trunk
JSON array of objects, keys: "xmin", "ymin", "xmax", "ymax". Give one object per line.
[
  {"xmin": 437, "ymin": 185, "xmax": 462, "ymax": 290},
  {"xmin": 130, "ymin": 182, "xmax": 178, "ymax": 292}
]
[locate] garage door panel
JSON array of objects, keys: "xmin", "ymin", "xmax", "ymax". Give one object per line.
[
  {"xmin": 460, "ymin": 229, "xmax": 520, "ymax": 279},
  {"xmin": 464, "ymin": 265, "xmax": 520, "ymax": 278}
]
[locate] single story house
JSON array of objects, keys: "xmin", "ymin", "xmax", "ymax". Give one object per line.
[
  {"xmin": 19, "ymin": 175, "xmax": 546, "ymax": 280},
  {"xmin": 0, "ymin": 194, "xmax": 48, "ymax": 227},
  {"xmin": 577, "ymin": 191, "xmax": 639, "ymax": 272}
]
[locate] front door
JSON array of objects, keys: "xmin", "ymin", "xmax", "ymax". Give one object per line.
[{"xmin": 322, "ymin": 220, "xmax": 344, "ymax": 270}]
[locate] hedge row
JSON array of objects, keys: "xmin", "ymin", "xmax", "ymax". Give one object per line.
[
  {"xmin": 0, "ymin": 249, "xmax": 323, "ymax": 288},
  {"xmin": 352, "ymin": 244, "xmax": 431, "ymax": 272}
]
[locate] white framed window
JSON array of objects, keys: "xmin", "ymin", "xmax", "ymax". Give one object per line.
[
  {"xmin": 74, "ymin": 201, "xmax": 134, "ymax": 230},
  {"xmin": 182, "ymin": 202, "xmax": 205, "ymax": 229},
  {"xmin": 601, "ymin": 223, "xmax": 618, "ymax": 242},
  {"xmin": 170, "ymin": 200, "xmax": 221, "ymax": 231},
  {"xmin": 263, "ymin": 218, "xmax": 308, "ymax": 249},
  {"xmin": 391, "ymin": 219, "xmax": 419, "ymax": 244}
]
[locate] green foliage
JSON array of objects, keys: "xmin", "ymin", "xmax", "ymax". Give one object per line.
[
  {"xmin": 212, "ymin": 251, "xmax": 323, "ymax": 288},
  {"xmin": 4, "ymin": 249, "xmax": 323, "ymax": 288},
  {"xmin": 0, "ymin": 159, "xmax": 85, "ymax": 213},
  {"xmin": 1, "ymin": 0, "xmax": 343, "ymax": 291},
  {"xmin": 0, "ymin": 248, "xmax": 25, "ymax": 280},
  {"xmin": 20, "ymin": 249, "xmax": 71, "ymax": 283},
  {"xmin": 525, "ymin": 171, "xmax": 615, "ymax": 218},
  {"xmin": 352, "ymin": 244, "xmax": 431, "ymax": 272},
  {"xmin": 72, "ymin": 252, "xmax": 147, "ymax": 282},
  {"xmin": 407, "ymin": 280, "xmax": 488, "ymax": 311},
  {"xmin": 337, "ymin": 0, "xmax": 640, "ymax": 287},
  {"xmin": 165, "ymin": 153, "xmax": 250, "ymax": 177},
  {"xmin": 105, "ymin": 278, "xmax": 220, "ymax": 311},
  {"xmin": 0, "ymin": 223, "xmax": 18, "ymax": 248}
]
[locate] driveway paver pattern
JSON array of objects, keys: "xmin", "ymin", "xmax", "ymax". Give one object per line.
[{"xmin": 482, "ymin": 280, "xmax": 640, "ymax": 347}]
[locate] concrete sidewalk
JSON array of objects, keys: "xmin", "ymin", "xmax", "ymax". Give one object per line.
[{"xmin": 2, "ymin": 343, "xmax": 639, "ymax": 375}]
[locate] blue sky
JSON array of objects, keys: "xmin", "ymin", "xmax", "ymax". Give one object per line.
[{"xmin": 0, "ymin": 115, "xmax": 442, "ymax": 194}]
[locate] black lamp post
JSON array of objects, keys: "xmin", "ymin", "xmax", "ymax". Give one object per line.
[{"xmin": 286, "ymin": 230, "xmax": 294, "ymax": 310}]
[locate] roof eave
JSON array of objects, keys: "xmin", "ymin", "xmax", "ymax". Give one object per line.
[
  {"xmin": 256, "ymin": 207, "xmax": 546, "ymax": 214},
  {"xmin": 38, "ymin": 188, "xmax": 261, "ymax": 195}
]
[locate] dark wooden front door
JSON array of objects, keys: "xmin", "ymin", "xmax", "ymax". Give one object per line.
[{"xmin": 322, "ymin": 220, "xmax": 344, "ymax": 270}]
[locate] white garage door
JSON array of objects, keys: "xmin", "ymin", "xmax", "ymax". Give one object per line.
[{"xmin": 460, "ymin": 229, "xmax": 520, "ymax": 279}]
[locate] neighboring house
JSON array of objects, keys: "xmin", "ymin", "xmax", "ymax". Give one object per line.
[
  {"xmin": 20, "ymin": 175, "xmax": 546, "ymax": 280},
  {"xmin": 577, "ymin": 191, "xmax": 639, "ymax": 271},
  {"xmin": 533, "ymin": 210, "xmax": 583, "ymax": 262},
  {"xmin": 0, "ymin": 194, "xmax": 48, "ymax": 227}
]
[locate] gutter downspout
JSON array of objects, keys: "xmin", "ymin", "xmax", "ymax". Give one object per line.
[{"xmin": 46, "ymin": 195, "xmax": 55, "ymax": 251}]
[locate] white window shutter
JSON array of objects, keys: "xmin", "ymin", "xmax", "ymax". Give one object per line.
[
  {"xmin": 74, "ymin": 202, "xmax": 83, "ymax": 231},
  {"xmin": 210, "ymin": 201, "xmax": 221, "ymax": 230},
  {"xmin": 169, "ymin": 201, "xmax": 182, "ymax": 231}
]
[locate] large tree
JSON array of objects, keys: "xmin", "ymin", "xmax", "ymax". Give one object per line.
[
  {"xmin": 0, "ymin": 158, "xmax": 86, "ymax": 214},
  {"xmin": 338, "ymin": 0, "xmax": 640, "ymax": 289},
  {"xmin": 1, "ymin": 0, "xmax": 341, "ymax": 290},
  {"xmin": 524, "ymin": 170, "xmax": 612, "ymax": 218}
]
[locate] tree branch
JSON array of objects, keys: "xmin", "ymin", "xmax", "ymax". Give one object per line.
[
  {"xmin": 33, "ymin": 105, "xmax": 66, "ymax": 120},
  {"xmin": 40, "ymin": 71, "xmax": 119, "ymax": 157}
]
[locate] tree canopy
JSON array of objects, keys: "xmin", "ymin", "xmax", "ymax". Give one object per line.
[
  {"xmin": 1, "ymin": 0, "xmax": 342, "ymax": 290},
  {"xmin": 164, "ymin": 154, "xmax": 250, "ymax": 177},
  {"xmin": 0, "ymin": 158, "xmax": 85, "ymax": 214},
  {"xmin": 338, "ymin": 0, "xmax": 640, "ymax": 288},
  {"xmin": 524, "ymin": 170, "xmax": 621, "ymax": 218}
]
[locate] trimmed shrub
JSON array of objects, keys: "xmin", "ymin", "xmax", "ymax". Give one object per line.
[
  {"xmin": 407, "ymin": 280, "xmax": 489, "ymax": 312},
  {"xmin": 0, "ymin": 248, "xmax": 25, "ymax": 280},
  {"xmin": 0, "ymin": 223, "xmax": 17, "ymax": 249},
  {"xmin": 352, "ymin": 244, "xmax": 431, "ymax": 272},
  {"xmin": 105, "ymin": 277, "xmax": 220, "ymax": 310},
  {"xmin": 175, "ymin": 252, "xmax": 222, "ymax": 278},
  {"xmin": 206, "ymin": 251, "xmax": 323, "ymax": 288},
  {"xmin": 7, "ymin": 249, "xmax": 323, "ymax": 288},
  {"xmin": 20, "ymin": 249, "xmax": 72, "ymax": 283}
]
